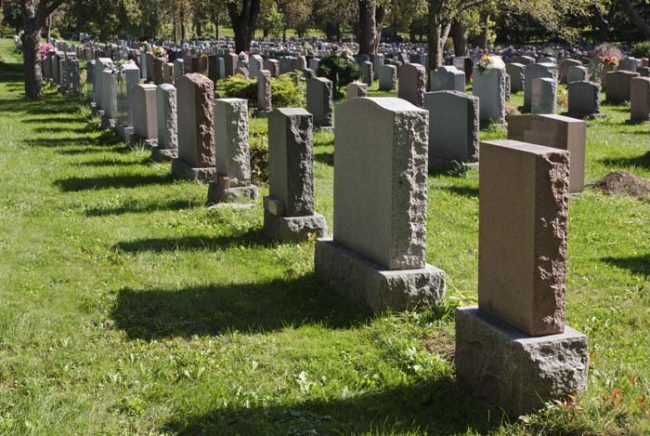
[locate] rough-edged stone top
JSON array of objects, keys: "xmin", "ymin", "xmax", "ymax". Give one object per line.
[
  {"xmin": 479, "ymin": 139, "xmax": 569, "ymax": 336},
  {"xmin": 334, "ymin": 97, "xmax": 429, "ymax": 270},
  {"xmin": 176, "ymin": 73, "xmax": 215, "ymax": 168},
  {"xmin": 268, "ymin": 107, "xmax": 315, "ymax": 216},
  {"xmin": 214, "ymin": 98, "xmax": 251, "ymax": 183}
]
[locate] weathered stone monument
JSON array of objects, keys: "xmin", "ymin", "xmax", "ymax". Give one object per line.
[
  {"xmin": 225, "ymin": 53, "xmax": 237, "ymax": 77},
  {"xmin": 524, "ymin": 63, "xmax": 557, "ymax": 112},
  {"xmin": 429, "ymin": 66, "xmax": 465, "ymax": 92},
  {"xmin": 567, "ymin": 81, "xmax": 602, "ymax": 119},
  {"xmin": 508, "ymin": 114, "xmax": 586, "ymax": 193},
  {"xmin": 152, "ymin": 83, "xmax": 178, "ymax": 161},
  {"xmin": 207, "ymin": 99, "xmax": 259, "ymax": 204},
  {"xmin": 455, "ymin": 139, "xmax": 588, "ymax": 417},
  {"xmin": 473, "ymin": 65, "xmax": 506, "ymax": 125},
  {"xmin": 559, "ymin": 58, "xmax": 582, "ymax": 83},
  {"xmin": 605, "ymin": 70, "xmax": 639, "ymax": 103},
  {"xmin": 347, "ymin": 81, "xmax": 368, "ymax": 99},
  {"xmin": 263, "ymin": 108, "xmax": 327, "ymax": 242},
  {"xmin": 100, "ymin": 69, "xmax": 118, "ymax": 129},
  {"xmin": 171, "ymin": 74, "xmax": 216, "ymax": 181},
  {"xmin": 398, "ymin": 63, "xmax": 426, "ymax": 107},
  {"xmin": 256, "ymin": 69, "xmax": 272, "ymax": 115},
  {"xmin": 361, "ymin": 60, "xmax": 374, "ymax": 86},
  {"xmin": 629, "ymin": 77, "xmax": 650, "ymax": 123},
  {"xmin": 567, "ymin": 65, "xmax": 588, "ymax": 83},
  {"xmin": 315, "ymin": 97, "xmax": 446, "ymax": 312},
  {"xmin": 306, "ymin": 77, "xmax": 334, "ymax": 130},
  {"xmin": 132, "ymin": 83, "xmax": 158, "ymax": 146},
  {"xmin": 378, "ymin": 64, "xmax": 397, "ymax": 91},
  {"xmin": 530, "ymin": 77, "xmax": 557, "ymax": 114},
  {"xmin": 425, "ymin": 91, "xmax": 479, "ymax": 168},
  {"xmin": 505, "ymin": 63, "xmax": 524, "ymax": 93}
]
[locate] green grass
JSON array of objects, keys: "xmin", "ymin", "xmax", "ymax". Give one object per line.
[{"xmin": 0, "ymin": 38, "xmax": 649, "ymax": 434}]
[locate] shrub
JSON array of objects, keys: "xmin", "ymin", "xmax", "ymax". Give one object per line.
[
  {"xmin": 221, "ymin": 75, "xmax": 257, "ymax": 102},
  {"xmin": 631, "ymin": 41, "xmax": 650, "ymax": 59},
  {"xmin": 316, "ymin": 54, "xmax": 361, "ymax": 99}
]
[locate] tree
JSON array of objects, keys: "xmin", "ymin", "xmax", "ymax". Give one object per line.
[
  {"xmin": 619, "ymin": 0, "xmax": 650, "ymax": 38},
  {"xmin": 21, "ymin": 0, "xmax": 65, "ymax": 99},
  {"xmin": 277, "ymin": 0, "xmax": 312, "ymax": 38},
  {"xmin": 227, "ymin": 0, "xmax": 261, "ymax": 52}
]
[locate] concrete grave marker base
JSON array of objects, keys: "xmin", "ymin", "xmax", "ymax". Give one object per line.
[
  {"xmin": 116, "ymin": 124, "xmax": 134, "ymax": 143},
  {"xmin": 314, "ymin": 238, "xmax": 446, "ymax": 313},
  {"xmin": 171, "ymin": 158, "xmax": 217, "ymax": 182},
  {"xmin": 455, "ymin": 307, "xmax": 588, "ymax": 417},
  {"xmin": 263, "ymin": 210, "xmax": 327, "ymax": 243},
  {"xmin": 101, "ymin": 114, "xmax": 117, "ymax": 130},
  {"xmin": 207, "ymin": 175, "xmax": 259, "ymax": 205},
  {"xmin": 151, "ymin": 145, "xmax": 178, "ymax": 161},
  {"xmin": 129, "ymin": 136, "xmax": 157, "ymax": 150}
]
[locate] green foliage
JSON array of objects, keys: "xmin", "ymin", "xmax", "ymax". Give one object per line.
[
  {"xmin": 631, "ymin": 41, "xmax": 650, "ymax": 59},
  {"xmin": 316, "ymin": 53, "xmax": 360, "ymax": 98},
  {"xmin": 221, "ymin": 74, "xmax": 257, "ymax": 101},
  {"xmin": 271, "ymin": 72, "xmax": 304, "ymax": 108}
]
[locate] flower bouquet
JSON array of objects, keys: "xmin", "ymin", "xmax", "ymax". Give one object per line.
[{"xmin": 477, "ymin": 54, "xmax": 505, "ymax": 74}]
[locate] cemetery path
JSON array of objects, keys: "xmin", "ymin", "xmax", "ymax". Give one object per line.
[{"xmin": 1, "ymin": 39, "xmax": 650, "ymax": 434}]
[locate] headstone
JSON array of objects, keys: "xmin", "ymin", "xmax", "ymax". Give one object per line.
[
  {"xmin": 398, "ymin": 63, "xmax": 426, "ymax": 107},
  {"xmin": 173, "ymin": 58, "xmax": 185, "ymax": 80},
  {"xmin": 171, "ymin": 73, "xmax": 216, "ymax": 181},
  {"xmin": 308, "ymin": 57, "xmax": 320, "ymax": 72},
  {"xmin": 567, "ymin": 66, "xmax": 588, "ymax": 83},
  {"xmin": 530, "ymin": 77, "xmax": 557, "ymax": 114},
  {"xmin": 640, "ymin": 67, "xmax": 650, "ymax": 77},
  {"xmin": 256, "ymin": 69, "xmax": 272, "ymax": 114},
  {"xmin": 455, "ymin": 140, "xmax": 587, "ymax": 417},
  {"xmin": 559, "ymin": 59, "xmax": 582, "ymax": 83},
  {"xmin": 524, "ymin": 63, "xmax": 557, "ymax": 112},
  {"xmin": 506, "ymin": 63, "xmax": 524, "ymax": 93},
  {"xmin": 263, "ymin": 108, "xmax": 327, "ymax": 242},
  {"xmin": 146, "ymin": 52, "xmax": 155, "ymax": 82},
  {"xmin": 93, "ymin": 58, "xmax": 113, "ymax": 110},
  {"xmin": 508, "ymin": 114, "xmax": 586, "ymax": 193},
  {"xmin": 132, "ymin": 84, "xmax": 158, "ymax": 145},
  {"xmin": 567, "ymin": 81, "xmax": 602, "ymax": 119},
  {"xmin": 629, "ymin": 77, "xmax": 650, "ymax": 123},
  {"xmin": 100, "ymin": 69, "xmax": 118, "ymax": 129},
  {"xmin": 153, "ymin": 57, "xmax": 166, "ymax": 84},
  {"xmin": 249, "ymin": 54, "xmax": 263, "ymax": 78},
  {"xmin": 361, "ymin": 61, "xmax": 374, "ymax": 86},
  {"xmin": 207, "ymin": 98, "xmax": 259, "ymax": 204},
  {"xmin": 538, "ymin": 56, "xmax": 557, "ymax": 64},
  {"xmin": 183, "ymin": 53, "xmax": 193, "ymax": 74},
  {"xmin": 265, "ymin": 59, "xmax": 280, "ymax": 78},
  {"xmin": 512, "ymin": 55, "xmax": 535, "ymax": 66},
  {"xmin": 429, "ymin": 66, "xmax": 465, "ymax": 92},
  {"xmin": 152, "ymin": 83, "xmax": 178, "ymax": 160},
  {"xmin": 306, "ymin": 77, "xmax": 334, "ymax": 130},
  {"xmin": 473, "ymin": 65, "xmax": 506, "ymax": 125},
  {"xmin": 619, "ymin": 57, "xmax": 639, "ymax": 72},
  {"xmin": 225, "ymin": 53, "xmax": 238, "ymax": 77},
  {"xmin": 371, "ymin": 54, "xmax": 384, "ymax": 80},
  {"xmin": 605, "ymin": 70, "xmax": 639, "ymax": 103},
  {"xmin": 86, "ymin": 59, "xmax": 95, "ymax": 101},
  {"xmin": 425, "ymin": 91, "xmax": 479, "ymax": 167},
  {"xmin": 315, "ymin": 97, "xmax": 446, "ymax": 312},
  {"xmin": 207, "ymin": 54, "xmax": 218, "ymax": 82},
  {"xmin": 453, "ymin": 56, "xmax": 474, "ymax": 83},
  {"xmin": 378, "ymin": 64, "xmax": 397, "ymax": 91},
  {"xmin": 347, "ymin": 81, "xmax": 368, "ymax": 99}
]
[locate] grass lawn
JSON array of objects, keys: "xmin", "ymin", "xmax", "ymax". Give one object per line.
[{"xmin": 0, "ymin": 38, "xmax": 649, "ymax": 434}]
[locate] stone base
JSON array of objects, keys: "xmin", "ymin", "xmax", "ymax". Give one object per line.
[
  {"xmin": 116, "ymin": 124, "xmax": 134, "ymax": 143},
  {"xmin": 101, "ymin": 115, "xmax": 117, "ymax": 130},
  {"xmin": 92, "ymin": 108, "xmax": 104, "ymax": 119},
  {"xmin": 207, "ymin": 182, "xmax": 259, "ymax": 205},
  {"xmin": 151, "ymin": 146, "xmax": 178, "ymax": 162},
  {"xmin": 455, "ymin": 307, "xmax": 589, "ymax": 417},
  {"xmin": 171, "ymin": 158, "xmax": 216, "ymax": 182},
  {"xmin": 129, "ymin": 136, "xmax": 157, "ymax": 150},
  {"xmin": 263, "ymin": 210, "xmax": 327, "ymax": 243},
  {"xmin": 314, "ymin": 125, "xmax": 335, "ymax": 133},
  {"xmin": 314, "ymin": 238, "xmax": 446, "ymax": 313}
]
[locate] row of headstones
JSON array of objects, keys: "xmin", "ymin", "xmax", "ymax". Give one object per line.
[
  {"xmin": 85, "ymin": 57, "xmax": 589, "ymax": 417},
  {"xmin": 41, "ymin": 50, "xmax": 82, "ymax": 97}
]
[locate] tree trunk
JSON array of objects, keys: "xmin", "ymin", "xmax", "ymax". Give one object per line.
[
  {"xmin": 451, "ymin": 21, "xmax": 468, "ymax": 56},
  {"xmin": 228, "ymin": 0, "xmax": 261, "ymax": 53},
  {"xmin": 374, "ymin": 5, "xmax": 385, "ymax": 52},
  {"xmin": 427, "ymin": 14, "xmax": 451, "ymax": 72},
  {"xmin": 21, "ymin": 4, "xmax": 43, "ymax": 99},
  {"xmin": 477, "ymin": 13, "xmax": 490, "ymax": 49},
  {"xmin": 358, "ymin": 0, "xmax": 377, "ymax": 55},
  {"xmin": 592, "ymin": 6, "xmax": 608, "ymax": 42},
  {"xmin": 619, "ymin": 0, "xmax": 650, "ymax": 38}
]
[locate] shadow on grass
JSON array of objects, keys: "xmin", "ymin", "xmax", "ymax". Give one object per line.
[
  {"xmin": 33, "ymin": 126, "xmax": 93, "ymax": 134},
  {"xmin": 601, "ymin": 254, "xmax": 650, "ymax": 277},
  {"xmin": 22, "ymin": 116, "xmax": 79, "ymax": 124},
  {"xmin": 75, "ymin": 157, "xmax": 151, "ymax": 168},
  {"xmin": 86, "ymin": 199, "xmax": 201, "ymax": 217},
  {"xmin": 54, "ymin": 173, "xmax": 174, "ymax": 192},
  {"xmin": 314, "ymin": 151, "xmax": 333, "ymax": 166},
  {"xmin": 112, "ymin": 229, "xmax": 268, "ymax": 253},
  {"xmin": 111, "ymin": 274, "xmax": 372, "ymax": 339},
  {"xmin": 440, "ymin": 185, "xmax": 479, "ymax": 197},
  {"xmin": 57, "ymin": 145, "xmax": 130, "ymax": 155},
  {"xmin": 163, "ymin": 378, "xmax": 502, "ymax": 434},
  {"xmin": 601, "ymin": 151, "xmax": 650, "ymax": 169}
]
